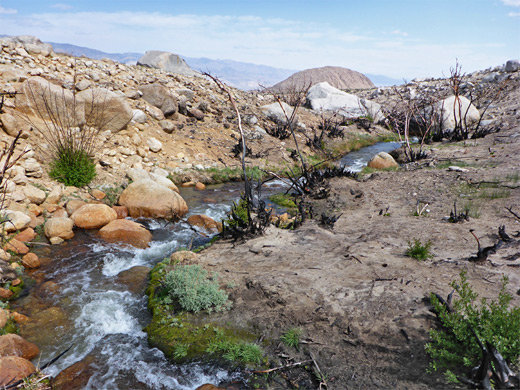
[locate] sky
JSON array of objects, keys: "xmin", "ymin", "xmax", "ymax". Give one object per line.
[{"xmin": 0, "ymin": 0, "xmax": 519, "ymax": 80}]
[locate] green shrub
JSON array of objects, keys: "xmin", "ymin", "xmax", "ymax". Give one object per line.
[
  {"xmin": 206, "ymin": 328, "xmax": 263, "ymax": 365},
  {"xmin": 426, "ymin": 270, "xmax": 520, "ymax": 378},
  {"xmin": 405, "ymin": 239, "xmax": 433, "ymax": 260},
  {"xmin": 280, "ymin": 327, "xmax": 302, "ymax": 349},
  {"xmin": 49, "ymin": 149, "xmax": 96, "ymax": 187},
  {"xmin": 160, "ymin": 265, "xmax": 229, "ymax": 313}
]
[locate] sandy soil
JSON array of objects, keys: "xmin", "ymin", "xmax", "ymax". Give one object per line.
[{"xmin": 197, "ymin": 86, "xmax": 520, "ymax": 389}]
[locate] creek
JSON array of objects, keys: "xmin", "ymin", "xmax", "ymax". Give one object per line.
[{"xmin": 11, "ymin": 141, "xmax": 400, "ymax": 389}]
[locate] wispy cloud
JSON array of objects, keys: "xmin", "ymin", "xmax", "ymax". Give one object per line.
[
  {"xmin": 508, "ymin": 11, "xmax": 520, "ymax": 16},
  {"xmin": 0, "ymin": 6, "xmax": 17, "ymax": 14},
  {"xmin": 0, "ymin": 10, "xmax": 510, "ymax": 79},
  {"xmin": 51, "ymin": 3, "xmax": 73, "ymax": 10},
  {"xmin": 501, "ymin": 0, "xmax": 520, "ymax": 6}
]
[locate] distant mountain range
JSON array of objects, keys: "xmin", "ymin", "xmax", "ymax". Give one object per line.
[{"xmin": 46, "ymin": 41, "xmax": 402, "ymax": 89}]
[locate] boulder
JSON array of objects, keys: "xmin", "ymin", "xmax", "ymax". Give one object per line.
[
  {"xmin": 44, "ymin": 217, "xmax": 74, "ymax": 240},
  {"xmin": 115, "ymin": 266, "xmax": 151, "ymax": 294},
  {"xmin": 367, "ymin": 152, "xmax": 399, "ymax": 169},
  {"xmin": 71, "ymin": 204, "xmax": 117, "ymax": 229},
  {"xmin": 437, "ymin": 95, "xmax": 480, "ymax": 131},
  {"xmin": 0, "ymin": 334, "xmax": 40, "ymax": 360},
  {"xmin": 99, "ymin": 219, "xmax": 152, "ymax": 249},
  {"xmin": 150, "ymin": 174, "xmax": 179, "ymax": 193},
  {"xmin": 66, "ymin": 199, "xmax": 87, "ymax": 215},
  {"xmin": 127, "ymin": 167, "xmax": 150, "ymax": 182},
  {"xmin": 51, "ymin": 355, "xmax": 97, "ymax": 390},
  {"xmin": 21, "ymin": 253, "xmax": 40, "ymax": 269},
  {"xmin": 1, "ymin": 210, "xmax": 31, "ymax": 233},
  {"xmin": 77, "ymin": 87, "xmax": 133, "ymax": 132},
  {"xmin": 137, "ymin": 51, "xmax": 198, "ymax": 77},
  {"xmin": 0, "ymin": 109, "xmax": 32, "ymax": 137},
  {"xmin": 307, "ymin": 82, "xmax": 376, "ymax": 119},
  {"xmin": 3, "ymin": 238, "xmax": 29, "ymax": 255},
  {"xmin": 14, "ymin": 227, "xmax": 37, "ymax": 243},
  {"xmin": 187, "ymin": 214, "xmax": 222, "ymax": 233},
  {"xmin": 0, "ymin": 356, "xmax": 35, "ymax": 386},
  {"xmin": 139, "ymin": 83, "xmax": 178, "ymax": 117},
  {"xmin": 261, "ymin": 102, "xmax": 298, "ymax": 125},
  {"xmin": 505, "ymin": 59, "xmax": 520, "ymax": 72},
  {"xmin": 118, "ymin": 179, "xmax": 188, "ymax": 219}
]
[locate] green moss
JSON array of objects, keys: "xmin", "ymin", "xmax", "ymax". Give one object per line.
[
  {"xmin": 145, "ymin": 258, "xmax": 264, "ymax": 366},
  {"xmin": 0, "ymin": 318, "xmax": 18, "ymax": 335},
  {"xmin": 269, "ymin": 193, "xmax": 297, "ymax": 214}
]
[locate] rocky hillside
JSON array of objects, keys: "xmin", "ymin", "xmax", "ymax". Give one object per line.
[{"xmin": 270, "ymin": 65, "xmax": 375, "ymax": 93}]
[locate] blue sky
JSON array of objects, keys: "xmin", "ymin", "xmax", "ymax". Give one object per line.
[{"xmin": 0, "ymin": 0, "xmax": 518, "ymax": 79}]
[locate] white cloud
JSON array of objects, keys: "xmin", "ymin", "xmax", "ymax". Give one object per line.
[
  {"xmin": 508, "ymin": 11, "xmax": 520, "ymax": 16},
  {"xmin": 501, "ymin": 0, "xmax": 520, "ymax": 6},
  {"xmin": 0, "ymin": 6, "xmax": 17, "ymax": 14},
  {"xmin": 391, "ymin": 30, "xmax": 408, "ymax": 37},
  {"xmin": 51, "ymin": 3, "xmax": 73, "ymax": 10}
]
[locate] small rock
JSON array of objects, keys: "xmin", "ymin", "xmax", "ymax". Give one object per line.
[
  {"xmin": 21, "ymin": 253, "xmax": 40, "ymax": 269},
  {"xmin": 159, "ymin": 120, "xmax": 175, "ymax": 133},
  {"xmin": 90, "ymin": 189, "xmax": 106, "ymax": 200},
  {"xmin": 46, "ymin": 185, "xmax": 63, "ymax": 204},
  {"xmin": 195, "ymin": 182, "xmax": 206, "ymax": 190},
  {"xmin": 147, "ymin": 137, "xmax": 163, "ymax": 153},
  {"xmin": 0, "ymin": 309, "xmax": 8, "ymax": 328},
  {"xmin": 188, "ymin": 107, "xmax": 205, "ymax": 121},
  {"xmin": 98, "ymin": 219, "xmax": 152, "ymax": 249},
  {"xmin": 14, "ymin": 227, "xmax": 37, "ymax": 243},
  {"xmin": 22, "ymin": 185, "xmax": 46, "ymax": 205},
  {"xmin": 112, "ymin": 205, "xmax": 129, "ymax": 219},
  {"xmin": 447, "ymin": 166, "xmax": 469, "ymax": 172},
  {"xmin": 367, "ymin": 152, "xmax": 399, "ymax": 169},
  {"xmin": 71, "ymin": 204, "xmax": 117, "ymax": 229},
  {"xmin": 65, "ymin": 200, "xmax": 87, "ymax": 215},
  {"xmin": 0, "ymin": 356, "xmax": 36, "ymax": 386},
  {"xmin": 44, "ymin": 217, "xmax": 74, "ymax": 240},
  {"xmin": 187, "ymin": 214, "xmax": 222, "ymax": 233},
  {"xmin": 50, "ymin": 237, "xmax": 65, "ymax": 245},
  {"xmin": 1, "ymin": 210, "xmax": 31, "ymax": 233},
  {"xmin": 0, "ymin": 334, "xmax": 40, "ymax": 360},
  {"xmin": 0, "ymin": 288, "xmax": 13, "ymax": 299},
  {"xmin": 4, "ymin": 238, "xmax": 29, "ymax": 255},
  {"xmin": 132, "ymin": 109, "xmax": 147, "ymax": 124}
]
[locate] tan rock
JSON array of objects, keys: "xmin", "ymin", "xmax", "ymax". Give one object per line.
[
  {"xmin": 21, "ymin": 253, "xmax": 40, "ymax": 269},
  {"xmin": 14, "ymin": 227, "xmax": 37, "ymax": 243},
  {"xmin": 29, "ymin": 215, "xmax": 45, "ymax": 230},
  {"xmin": 66, "ymin": 199, "xmax": 87, "ymax": 215},
  {"xmin": 4, "ymin": 238, "xmax": 29, "ymax": 255},
  {"xmin": 195, "ymin": 182, "xmax": 206, "ymax": 190},
  {"xmin": 196, "ymin": 385, "xmax": 223, "ymax": 390},
  {"xmin": 170, "ymin": 250, "xmax": 199, "ymax": 264},
  {"xmin": 53, "ymin": 208, "xmax": 69, "ymax": 218},
  {"xmin": 51, "ymin": 354, "xmax": 97, "ymax": 390},
  {"xmin": 27, "ymin": 203, "xmax": 42, "ymax": 217},
  {"xmin": 367, "ymin": 152, "xmax": 399, "ymax": 170},
  {"xmin": 22, "ymin": 185, "xmax": 46, "ymax": 205},
  {"xmin": 50, "ymin": 237, "xmax": 65, "ymax": 245},
  {"xmin": 1, "ymin": 210, "xmax": 31, "ymax": 233},
  {"xmin": 42, "ymin": 203, "xmax": 60, "ymax": 213},
  {"xmin": 181, "ymin": 181, "xmax": 195, "ymax": 188},
  {"xmin": 0, "ymin": 249, "xmax": 11, "ymax": 261},
  {"xmin": 98, "ymin": 219, "xmax": 152, "ymax": 249},
  {"xmin": 71, "ymin": 204, "xmax": 117, "ymax": 229},
  {"xmin": 112, "ymin": 205, "xmax": 128, "ymax": 219},
  {"xmin": 115, "ymin": 266, "xmax": 151, "ymax": 294},
  {"xmin": 90, "ymin": 189, "xmax": 106, "ymax": 200},
  {"xmin": 0, "ymin": 356, "xmax": 36, "ymax": 386},
  {"xmin": 44, "ymin": 217, "xmax": 74, "ymax": 240},
  {"xmin": 187, "ymin": 214, "xmax": 222, "ymax": 233},
  {"xmin": 0, "ymin": 334, "xmax": 40, "ymax": 360},
  {"xmin": 118, "ymin": 179, "xmax": 188, "ymax": 219},
  {"xmin": 46, "ymin": 185, "xmax": 63, "ymax": 204},
  {"xmin": 0, "ymin": 287, "xmax": 13, "ymax": 299},
  {"xmin": 11, "ymin": 278, "xmax": 21, "ymax": 287}
]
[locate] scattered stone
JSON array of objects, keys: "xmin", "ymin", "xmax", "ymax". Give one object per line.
[
  {"xmin": 132, "ymin": 109, "xmax": 147, "ymax": 124},
  {"xmin": 4, "ymin": 238, "xmax": 29, "ymax": 255},
  {"xmin": 367, "ymin": 152, "xmax": 399, "ymax": 169},
  {"xmin": 115, "ymin": 266, "xmax": 151, "ymax": 294},
  {"xmin": 90, "ymin": 189, "xmax": 106, "ymax": 200},
  {"xmin": 1, "ymin": 210, "xmax": 31, "ymax": 233},
  {"xmin": 99, "ymin": 219, "xmax": 152, "ymax": 249},
  {"xmin": 0, "ymin": 308, "xmax": 8, "ymax": 328},
  {"xmin": 448, "ymin": 166, "xmax": 469, "ymax": 172},
  {"xmin": 44, "ymin": 217, "xmax": 74, "ymax": 240},
  {"xmin": 195, "ymin": 182, "xmax": 206, "ymax": 190},
  {"xmin": 170, "ymin": 250, "xmax": 199, "ymax": 263},
  {"xmin": 159, "ymin": 119, "xmax": 175, "ymax": 133},
  {"xmin": 22, "ymin": 185, "xmax": 46, "ymax": 204},
  {"xmin": 505, "ymin": 59, "xmax": 520, "ymax": 72},
  {"xmin": 46, "ymin": 185, "xmax": 63, "ymax": 204},
  {"xmin": 147, "ymin": 137, "xmax": 163, "ymax": 152},
  {"xmin": 71, "ymin": 204, "xmax": 117, "ymax": 229},
  {"xmin": 139, "ymin": 83, "xmax": 178, "ymax": 116},
  {"xmin": 261, "ymin": 101, "xmax": 298, "ymax": 125},
  {"xmin": 0, "ymin": 288, "xmax": 13, "ymax": 299},
  {"xmin": 14, "ymin": 227, "xmax": 37, "ymax": 243},
  {"xmin": 65, "ymin": 200, "xmax": 87, "ymax": 215},
  {"xmin": 188, "ymin": 107, "xmax": 205, "ymax": 121},
  {"xmin": 50, "ymin": 237, "xmax": 65, "ymax": 245}
]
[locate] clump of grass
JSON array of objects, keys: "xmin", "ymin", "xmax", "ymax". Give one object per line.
[
  {"xmin": 406, "ymin": 239, "xmax": 433, "ymax": 260},
  {"xmin": 359, "ymin": 165, "xmax": 399, "ymax": 176},
  {"xmin": 206, "ymin": 328, "xmax": 263, "ymax": 365},
  {"xmin": 280, "ymin": 327, "xmax": 302, "ymax": 349},
  {"xmin": 269, "ymin": 193, "xmax": 297, "ymax": 213},
  {"xmin": 49, "ymin": 149, "xmax": 96, "ymax": 187},
  {"xmin": 160, "ymin": 265, "xmax": 229, "ymax": 313},
  {"xmin": 172, "ymin": 342, "xmax": 189, "ymax": 359},
  {"xmin": 426, "ymin": 271, "xmax": 520, "ymax": 381}
]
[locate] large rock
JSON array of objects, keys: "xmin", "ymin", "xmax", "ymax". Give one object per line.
[
  {"xmin": 1, "ymin": 210, "xmax": 31, "ymax": 233},
  {"xmin": 18, "ymin": 77, "xmax": 85, "ymax": 125},
  {"xmin": 98, "ymin": 219, "xmax": 152, "ymax": 249},
  {"xmin": 306, "ymin": 82, "xmax": 384, "ymax": 121},
  {"xmin": 137, "ymin": 51, "xmax": 198, "ymax": 77},
  {"xmin": 367, "ymin": 152, "xmax": 399, "ymax": 169},
  {"xmin": 187, "ymin": 214, "xmax": 222, "ymax": 233},
  {"xmin": 71, "ymin": 204, "xmax": 117, "ymax": 229},
  {"xmin": 139, "ymin": 84, "xmax": 178, "ymax": 117},
  {"xmin": 118, "ymin": 179, "xmax": 188, "ymax": 219},
  {"xmin": 0, "ymin": 356, "xmax": 35, "ymax": 386},
  {"xmin": 77, "ymin": 87, "xmax": 133, "ymax": 132},
  {"xmin": 261, "ymin": 102, "xmax": 298, "ymax": 125},
  {"xmin": 4, "ymin": 35, "xmax": 53, "ymax": 57},
  {"xmin": 505, "ymin": 59, "xmax": 520, "ymax": 72},
  {"xmin": 22, "ymin": 185, "xmax": 46, "ymax": 204},
  {"xmin": 437, "ymin": 95, "xmax": 480, "ymax": 131},
  {"xmin": 44, "ymin": 217, "xmax": 74, "ymax": 240},
  {"xmin": 0, "ymin": 334, "xmax": 40, "ymax": 360}
]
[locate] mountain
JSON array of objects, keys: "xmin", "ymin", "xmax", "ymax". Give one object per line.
[
  {"xmin": 48, "ymin": 41, "xmax": 142, "ymax": 64},
  {"xmin": 269, "ymin": 66, "xmax": 375, "ymax": 92}
]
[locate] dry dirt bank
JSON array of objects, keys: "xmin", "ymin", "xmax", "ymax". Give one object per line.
[{"xmin": 197, "ymin": 113, "xmax": 520, "ymax": 389}]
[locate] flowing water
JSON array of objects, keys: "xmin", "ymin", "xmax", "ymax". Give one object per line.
[{"xmin": 12, "ymin": 142, "xmax": 399, "ymax": 389}]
